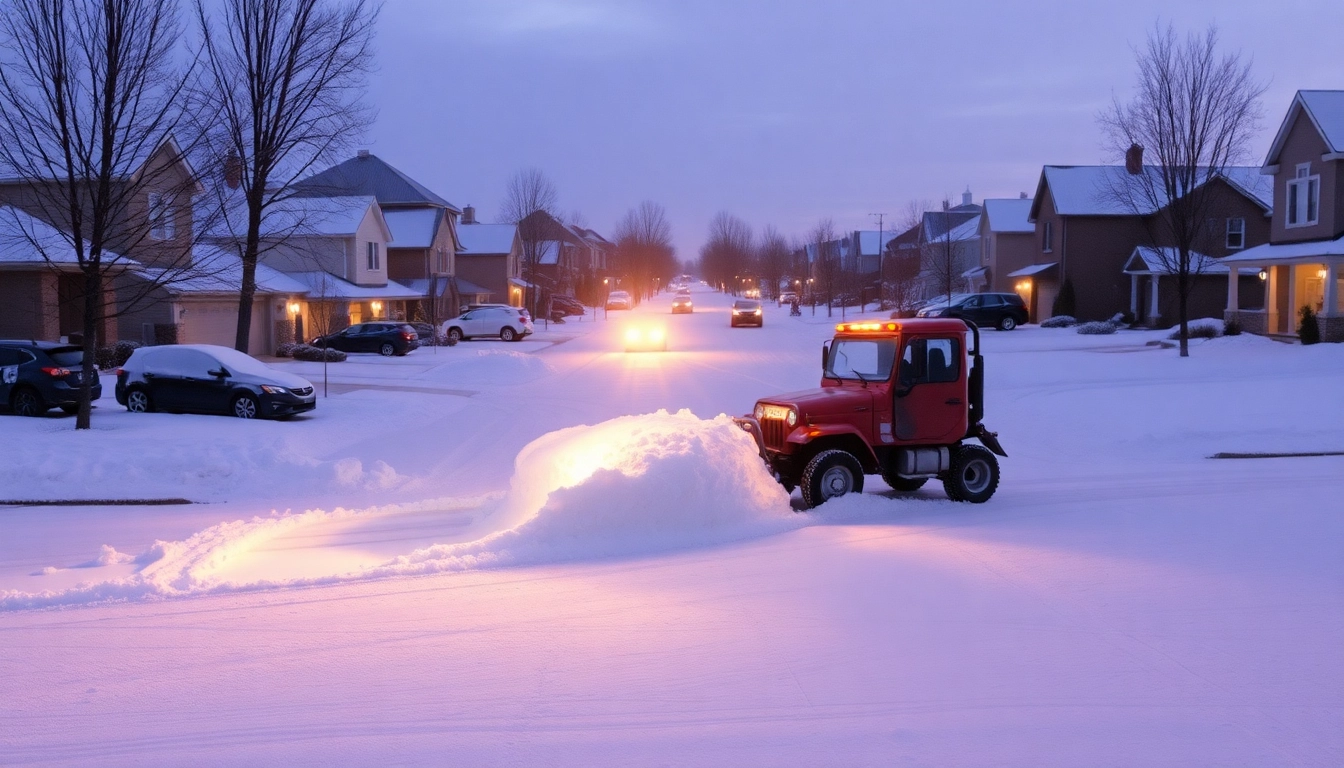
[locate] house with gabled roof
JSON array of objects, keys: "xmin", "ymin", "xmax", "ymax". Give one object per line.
[
  {"xmin": 978, "ymin": 197, "xmax": 1040, "ymax": 314},
  {"xmin": 918, "ymin": 192, "xmax": 983, "ymax": 298},
  {"xmin": 1221, "ymin": 90, "xmax": 1344, "ymax": 341},
  {"xmin": 290, "ymin": 150, "xmax": 462, "ymax": 321},
  {"xmin": 456, "ymin": 207, "xmax": 523, "ymax": 308},
  {"xmin": 1024, "ymin": 157, "xmax": 1270, "ymax": 324}
]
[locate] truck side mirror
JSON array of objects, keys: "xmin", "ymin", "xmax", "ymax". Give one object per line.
[{"xmin": 821, "ymin": 342, "xmax": 830, "ymax": 372}]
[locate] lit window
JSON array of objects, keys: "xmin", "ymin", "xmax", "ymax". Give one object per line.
[
  {"xmin": 148, "ymin": 193, "xmax": 175, "ymax": 240},
  {"xmin": 1226, "ymin": 218, "xmax": 1245, "ymax": 249},
  {"xmin": 1286, "ymin": 163, "xmax": 1320, "ymax": 227}
]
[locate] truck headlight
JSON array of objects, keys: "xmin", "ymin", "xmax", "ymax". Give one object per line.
[
  {"xmin": 786, "ymin": 409, "xmax": 797, "ymax": 426},
  {"xmin": 753, "ymin": 403, "xmax": 764, "ymax": 420}
]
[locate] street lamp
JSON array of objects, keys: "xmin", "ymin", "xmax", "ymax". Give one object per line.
[
  {"xmin": 807, "ymin": 278, "xmax": 815, "ymax": 316},
  {"xmin": 603, "ymin": 277, "xmax": 610, "ymax": 319}
]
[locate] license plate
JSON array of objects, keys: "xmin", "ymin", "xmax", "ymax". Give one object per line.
[{"xmin": 761, "ymin": 404, "xmax": 791, "ymax": 420}]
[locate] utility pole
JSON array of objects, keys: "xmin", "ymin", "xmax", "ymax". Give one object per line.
[{"xmin": 870, "ymin": 212, "xmax": 886, "ymax": 310}]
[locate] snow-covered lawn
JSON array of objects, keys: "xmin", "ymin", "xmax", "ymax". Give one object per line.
[{"xmin": 2, "ymin": 288, "xmax": 1341, "ymax": 765}]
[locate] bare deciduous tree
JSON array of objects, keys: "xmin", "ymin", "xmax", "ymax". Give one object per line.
[
  {"xmin": 756, "ymin": 225, "xmax": 790, "ymax": 302},
  {"xmin": 809, "ymin": 218, "xmax": 837, "ymax": 317},
  {"xmin": 499, "ymin": 167, "xmax": 558, "ymax": 317},
  {"xmin": 613, "ymin": 200, "xmax": 675, "ymax": 302},
  {"xmin": 0, "ymin": 0, "xmax": 205, "ymax": 428},
  {"xmin": 699, "ymin": 212, "xmax": 753, "ymax": 295},
  {"xmin": 194, "ymin": 0, "xmax": 378, "ymax": 354},
  {"xmin": 920, "ymin": 198, "xmax": 971, "ymax": 307},
  {"xmin": 1100, "ymin": 23, "xmax": 1264, "ymax": 356}
]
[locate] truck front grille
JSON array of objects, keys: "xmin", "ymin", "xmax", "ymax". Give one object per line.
[{"xmin": 760, "ymin": 418, "xmax": 788, "ymax": 451}]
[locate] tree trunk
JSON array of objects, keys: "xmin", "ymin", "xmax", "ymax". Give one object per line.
[{"xmin": 76, "ymin": 266, "xmax": 103, "ymax": 430}]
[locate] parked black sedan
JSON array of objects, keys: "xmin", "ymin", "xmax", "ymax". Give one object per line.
[
  {"xmin": 314, "ymin": 322, "xmax": 418, "ymax": 356},
  {"xmin": 0, "ymin": 340, "xmax": 100, "ymax": 416},
  {"xmin": 116, "ymin": 344, "xmax": 315, "ymax": 419},
  {"xmin": 917, "ymin": 292, "xmax": 1030, "ymax": 330}
]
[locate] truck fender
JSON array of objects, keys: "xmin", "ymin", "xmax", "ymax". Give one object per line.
[
  {"xmin": 970, "ymin": 423, "xmax": 1007, "ymax": 457},
  {"xmin": 787, "ymin": 424, "xmax": 880, "ymax": 473}
]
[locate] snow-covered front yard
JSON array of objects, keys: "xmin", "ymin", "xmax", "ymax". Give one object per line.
[{"xmin": 2, "ymin": 289, "xmax": 1341, "ymax": 765}]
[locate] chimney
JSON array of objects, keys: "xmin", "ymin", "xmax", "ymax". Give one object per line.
[
  {"xmin": 224, "ymin": 151, "xmax": 241, "ymax": 190},
  {"xmin": 462, "ymin": 204, "xmax": 476, "ymax": 224},
  {"xmin": 1125, "ymin": 143, "xmax": 1144, "ymax": 175},
  {"xmin": 357, "ymin": 149, "xmax": 370, "ymax": 160},
  {"xmin": 1019, "ymin": 191, "xmax": 1028, "ymax": 199},
  {"xmin": 962, "ymin": 187, "xmax": 973, "ymax": 206}
]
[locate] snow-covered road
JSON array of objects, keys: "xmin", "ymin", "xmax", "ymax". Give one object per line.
[{"xmin": 2, "ymin": 287, "xmax": 1341, "ymax": 765}]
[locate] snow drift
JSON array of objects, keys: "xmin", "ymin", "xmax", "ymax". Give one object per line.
[{"xmin": 1, "ymin": 410, "xmax": 798, "ymax": 609}]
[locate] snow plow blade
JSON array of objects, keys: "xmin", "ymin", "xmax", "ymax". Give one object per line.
[{"xmin": 972, "ymin": 424, "xmax": 1007, "ymax": 457}]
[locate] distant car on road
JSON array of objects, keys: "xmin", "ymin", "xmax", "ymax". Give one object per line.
[
  {"xmin": 115, "ymin": 344, "xmax": 316, "ymax": 419},
  {"xmin": 549, "ymin": 295, "xmax": 586, "ymax": 317},
  {"xmin": 730, "ymin": 300, "xmax": 764, "ymax": 327},
  {"xmin": 672, "ymin": 292, "xmax": 693, "ymax": 314},
  {"xmin": 0, "ymin": 340, "xmax": 100, "ymax": 417},
  {"xmin": 917, "ymin": 292, "xmax": 1029, "ymax": 330},
  {"xmin": 442, "ymin": 306, "xmax": 534, "ymax": 343},
  {"xmin": 314, "ymin": 322, "xmax": 418, "ymax": 356},
  {"xmin": 778, "ymin": 290, "xmax": 798, "ymax": 307},
  {"xmin": 606, "ymin": 290, "xmax": 633, "ymax": 310}
]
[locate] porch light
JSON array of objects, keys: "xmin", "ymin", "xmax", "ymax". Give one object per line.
[
  {"xmin": 287, "ymin": 302, "xmax": 300, "ymax": 314},
  {"xmin": 1258, "ymin": 270, "xmax": 1267, "ymax": 281},
  {"xmin": 1318, "ymin": 269, "xmax": 1329, "ymax": 279},
  {"xmin": 371, "ymin": 301, "xmax": 383, "ymax": 313}
]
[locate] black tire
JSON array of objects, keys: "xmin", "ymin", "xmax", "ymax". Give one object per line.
[
  {"xmin": 60, "ymin": 404, "xmax": 80, "ymax": 415},
  {"xmin": 500, "ymin": 326, "xmax": 516, "ymax": 342},
  {"xmin": 10, "ymin": 387, "xmax": 46, "ymax": 417},
  {"xmin": 445, "ymin": 334, "xmax": 459, "ymax": 347},
  {"xmin": 881, "ymin": 473, "xmax": 928, "ymax": 492},
  {"xmin": 446, "ymin": 327, "xmax": 463, "ymax": 344},
  {"xmin": 942, "ymin": 444, "xmax": 1000, "ymax": 503},
  {"xmin": 126, "ymin": 386, "xmax": 152, "ymax": 413},
  {"xmin": 800, "ymin": 449, "xmax": 865, "ymax": 509},
  {"xmin": 231, "ymin": 393, "xmax": 260, "ymax": 419},
  {"xmin": 379, "ymin": 342, "xmax": 395, "ymax": 357},
  {"xmin": 998, "ymin": 315, "xmax": 1017, "ymax": 331}
]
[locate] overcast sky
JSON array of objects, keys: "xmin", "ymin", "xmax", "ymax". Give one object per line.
[{"xmin": 364, "ymin": 0, "xmax": 1344, "ymax": 259}]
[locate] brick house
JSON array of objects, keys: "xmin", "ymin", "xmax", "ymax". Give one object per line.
[
  {"xmin": 1222, "ymin": 90, "xmax": 1344, "ymax": 341},
  {"xmin": 978, "ymin": 197, "xmax": 1042, "ymax": 316},
  {"xmin": 1023, "ymin": 160, "xmax": 1270, "ymax": 323},
  {"xmin": 456, "ymin": 207, "xmax": 524, "ymax": 308}
]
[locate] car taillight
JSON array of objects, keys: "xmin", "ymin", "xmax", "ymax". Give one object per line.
[
  {"xmin": 41, "ymin": 366, "xmax": 71, "ymax": 377},
  {"xmin": 402, "ymin": 332, "xmax": 414, "ymax": 340},
  {"xmin": 114, "ymin": 368, "xmax": 125, "ymax": 376}
]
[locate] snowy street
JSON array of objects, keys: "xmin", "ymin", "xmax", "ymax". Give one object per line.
[{"xmin": 2, "ymin": 286, "xmax": 1342, "ymax": 765}]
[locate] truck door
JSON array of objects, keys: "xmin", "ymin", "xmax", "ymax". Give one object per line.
[{"xmin": 892, "ymin": 335, "xmax": 966, "ymax": 443}]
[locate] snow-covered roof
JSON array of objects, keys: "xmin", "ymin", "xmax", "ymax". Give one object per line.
[
  {"xmin": 982, "ymin": 199, "xmax": 1034, "ymax": 233},
  {"xmin": 290, "ymin": 152, "xmax": 459, "ymax": 212},
  {"xmin": 854, "ymin": 230, "xmax": 900, "ymax": 256},
  {"xmin": 287, "ymin": 271, "xmax": 422, "ymax": 300},
  {"xmin": 0, "ymin": 206, "xmax": 132, "ymax": 267},
  {"xmin": 940, "ymin": 215, "xmax": 982, "ymax": 242},
  {"xmin": 383, "ymin": 208, "xmax": 440, "ymax": 249},
  {"xmin": 135, "ymin": 246, "xmax": 310, "ymax": 296},
  {"xmin": 1006, "ymin": 262, "xmax": 1057, "ymax": 278},
  {"xmin": 208, "ymin": 195, "xmax": 382, "ymax": 240},
  {"xmin": 1034, "ymin": 165, "xmax": 1271, "ymax": 219},
  {"xmin": 457, "ymin": 223, "xmax": 517, "ymax": 255},
  {"xmin": 1265, "ymin": 90, "xmax": 1344, "ymax": 165},
  {"xmin": 1219, "ymin": 232, "xmax": 1344, "ymax": 266},
  {"xmin": 1124, "ymin": 247, "xmax": 1231, "ymax": 276}
]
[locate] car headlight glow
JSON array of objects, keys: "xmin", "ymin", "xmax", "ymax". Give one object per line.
[
  {"xmin": 649, "ymin": 328, "xmax": 664, "ymax": 341},
  {"xmin": 786, "ymin": 409, "xmax": 798, "ymax": 426},
  {"xmin": 753, "ymin": 403, "xmax": 765, "ymax": 420},
  {"xmin": 625, "ymin": 328, "xmax": 641, "ymax": 342}
]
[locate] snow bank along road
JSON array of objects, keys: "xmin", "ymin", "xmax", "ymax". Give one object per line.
[{"xmin": 2, "ymin": 287, "xmax": 1341, "ymax": 765}]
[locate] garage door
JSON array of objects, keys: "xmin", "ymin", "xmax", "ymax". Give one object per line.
[{"xmin": 179, "ymin": 300, "xmax": 268, "ymax": 352}]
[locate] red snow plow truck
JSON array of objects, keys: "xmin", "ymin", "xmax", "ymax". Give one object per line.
[{"xmin": 736, "ymin": 318, "xmax": 1006, "ymax": 508}]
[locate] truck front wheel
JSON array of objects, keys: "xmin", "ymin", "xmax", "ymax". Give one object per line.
[
  {"xmin": 801, "ymin": 449, "xmax": 865, "ymax": 509},
  {"xmin": 942, "ymin": 444, "xmax": 999, "ymax": 503}
]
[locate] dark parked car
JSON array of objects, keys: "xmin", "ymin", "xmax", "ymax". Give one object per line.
[
  {"xmin": 730, "ymin": 300, "xmax": 764, "ymax": 327},
  {"xmin": 115, "ymin": 344, "xmax": 316, "ymax": 419},
  {"xmin": 314, "ymin": 322, "xmax": 418, "ymax": 356},
  {"xmin": 549, "ymin": 295, "xmax": 586, "ymax": 317},
  {"xmin": 0, "ymin": 340, "xmax": 100, "ymax": 416},
  {"xmin": 916, "ymin": 292, "xmax": 1029, "ymax": 330}
]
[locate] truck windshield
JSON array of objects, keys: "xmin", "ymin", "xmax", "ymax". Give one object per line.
[{"xmin": 826, "ymin": 338, "xmax": 897, "ymax": 381}]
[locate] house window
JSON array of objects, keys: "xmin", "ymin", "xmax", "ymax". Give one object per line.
[
  {"xmin": 1226, "ymin": 218, "xmax": 1245, "ymax": 249},
  {"xmin": 366, "ymin": 241, "xmax": 380, "ymax": 270},
  {"xmin": 148, "ymin": 192, "xmax": 175, "ymax": 240},
  {"xmin": 1286, "ymin": 163, "xmax": 1320, "ymax": 227},
  {"xmin": 436, "ymin": 248, "xmax": 449, "ymax": 273},
  {"xmin": 1042, "ymin": 221, "xmax": 1053, "ymax": 253}
]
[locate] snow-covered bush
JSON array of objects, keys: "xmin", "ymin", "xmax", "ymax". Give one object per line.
[
  {"xmin": 1223, "ymin": 318, "xmax": 1242, "ymax": 336},
  {"xmin": 1170, "ymin": 323, "xmax": 1220, "ymax": 340},
  {"xmin": 291, "ymin": 344, "xmax": 346, "ymax": 362},
  {"xmin": 275, "ymin": 342, "xmax": 300, "ymax": 358},
  {"xmin": 95, "ymin": 340, "xmax": 141, "ymax": 369},
  {"xmin": 1041, "ymin": 315, "xmax": 1077, "ymax": 328},
  {"xmin": 1075, "ymin": 321, "xmax": 1118, "ymax": 335}
]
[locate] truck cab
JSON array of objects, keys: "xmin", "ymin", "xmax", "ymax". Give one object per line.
[{"xmin": 738, "ymin": 318, "xmax": 1006, "ymax": 508}]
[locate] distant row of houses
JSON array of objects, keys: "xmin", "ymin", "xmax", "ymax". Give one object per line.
[
  {"xmin": 0, "ymin": 148, "xmax": 615, "ymax": 352},
  {"xmin": 802, "ymin": 89, "xmax": 1344, "ymax": 341}
]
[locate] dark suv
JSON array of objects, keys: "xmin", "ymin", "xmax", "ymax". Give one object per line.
[
  {"xmin": 0, "ymin": 340, "xmax": 101, "ymax": 416},
  {"xmin": 921, "ymin": 292, "xmax": 1029, "ymax": 331},
  {"xmin": 314, "ymin": 322, "xmax": 418, "ymax": 356}
]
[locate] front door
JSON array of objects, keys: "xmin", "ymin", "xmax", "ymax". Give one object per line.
[{"xmin": 892, "ymin": 335, "xmax": 965, "ymax": 443}]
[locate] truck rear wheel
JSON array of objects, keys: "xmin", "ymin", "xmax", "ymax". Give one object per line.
[
  {"xmin": 881, "ymin": 473, "xmax": 928, "ymax": 492},
  {"xmin": 801, "ymin": 449, "xmax": 864, "ymax": 509},
  {"xmin": 942, "ymin": 444, "xmax": 999, "ymax": 503}
]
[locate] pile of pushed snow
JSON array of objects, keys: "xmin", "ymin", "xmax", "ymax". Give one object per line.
[
  {"xmin": 1, "ymin": 411, "xmax": 798, "ymax": 609},
  {"xmin": 434, "ymin": 349, "xmax": 553, "ymax": 386},
  {"xmin": 386, "ymin": 409, "xmax": 797, "ymax": 571}
]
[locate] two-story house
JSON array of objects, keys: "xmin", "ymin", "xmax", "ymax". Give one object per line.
[
  {"xmin": 918, "ymin": 192, "xmax": 983, "ymax": 298},
  {"xmin": 1024, "ymin": 158, "xmax": 1270, "ymax": 323},
  {"xmin": 1222, "ymin": 90, "xmax": 1344, "ymax": 341},
  {"xmin": 979, "ymin": 197, "xmax": 1042, "ymax": 316},
  {"xmin": 457, "ymin": 206, "xmax": 524, "ymax": 308}
]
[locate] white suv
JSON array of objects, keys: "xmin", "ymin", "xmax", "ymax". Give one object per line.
[{"xmin": 442, "ymin": 306, "xmax": 534, "ymax": 343}]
